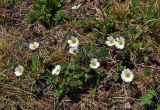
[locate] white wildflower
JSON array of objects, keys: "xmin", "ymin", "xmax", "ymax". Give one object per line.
[
  {"xmin": 29, "ymin": 42, "xmax": 39, "ymax": 50},
  {"xmin": 52, "ymin": 65, "xmax": 61, "ymax": 75},
  {"xmin": 68, "ymin": 36, "xmax": 79, "ymax": 47},
  {"xmin": 115, "ymin": 37, "xmax": 125, "ymax": 49},
  {"xmin": 69, "ymin": 46, "xmax": 79, "ymax": 55},
  {"xmin": 105, "ymin": 36, "xmax": 115, "ymax": 46},
  {"xmin": 89, "ymin": 58, "xmax": 100, "ymax": 69},
  {"xmin": 121, "ymin": 68, "xmax": 134, "ymax": 83},
  {"xmin": 15, "ymin": 65, "xmax": 24, "ymax": 76}
]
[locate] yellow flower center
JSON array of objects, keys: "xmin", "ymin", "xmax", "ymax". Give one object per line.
[
  {"xmin": 91, "ymin": 61, "xmax": 97, "ymax": 66},
  {"xmin": 32, "ymin": 44, "xmax": 37, "ymax": 49},
  {"xmin": 118, "ymin": 40, "xmax": 123, "ymax": 45},
  {"xmin": 125, "ymin": 72, "xmax": 130, "ymax": 78},
  {"xmin": 18, "ymin": 68, "xmax": 23, "ymax": 74},
  {"xmin": 109, "ymin": 39, "xmax": 114, "ymax": 44},
  {"xmin": 56, "ymin": 69, "xmax": 60, "ymax": 73},
  {"xmin": 71, "ymin": 38, "xmax": 77, "ymax": 44}
]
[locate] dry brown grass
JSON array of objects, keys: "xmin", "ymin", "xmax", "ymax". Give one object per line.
[{"xmin": 0, "ymin": 0, "xmax": 160, "ymax": 110}]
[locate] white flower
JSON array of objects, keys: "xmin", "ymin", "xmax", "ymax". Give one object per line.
[
  {"xmin": 68, "ymin": 36, "xmax": 79, "ymax": 47},
  {"xmin": 15, "ymin": 65, "xmax": 24, "ymax": 76},
  {"xmin": 52, "ymin": 65, "xmax": 61, "ymax": 75},
  {"xmin": 69, "ymin": 46, "xmax": 79, "ymax": 55},
  {"xmin": 89, "ymin": 58, "xmax": 100, "ymax": 69},
  {"xmin": 121, "ymin": 69, "xmax": 134, "ymax": 83},
  {"xmin": 72, "ymin": 4, "xmax": 81, "ymax": 10},
  {"xmin": 29, "ymin": 42, "xmax": 39, "ymax": 50},
  {"xmin": 115, "ymin": 37, "xmax": 125, "ymax": 49},
  {"xmin": 105, "ymin": 36, "xmax": 115, "ymax": 46}
]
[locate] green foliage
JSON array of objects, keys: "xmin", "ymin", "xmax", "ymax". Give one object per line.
[
  {"xmin": 7, "ymin": 59, "xmax": 16, "ymax": 71},
  {"xmin": 131, "ymin": 0, "xmax": 139, "ymax": 10},
  {"xmin": 129, "ymin": 42, "xmax": 141, "ymax": 54},
  {"xmin": 84, "ymin": 100, "xmax": 90, "ymax": 108},
  {"xmin": 104, "ymin": 15, "xmax": 114, "ymax": 31},
  {"xmin": 52, "ymin": 0, "xmax": 61, "ymax": 7},
  {"xmin": 135, "ymin": 55, "xmax": 142, "ymax": 64},
  {"xmin": 143, "ymin": 69, "xmax": 151, "ymax": 77},
  {"xmin": 87, "ymin": 15, "xmax": 114, "ymax": 31},
  {"xmin": 156, "ymin": 105, "xmax": 160, "ymax": 110},
  {"xmin": 24, "ymin": 12, "xmax": 39, "ymax": 23},
  {"xmin": 113, "ymin": 73, "xmax": 120, "ymax": 82},
  {"xmin": 106, "ymin": 97, "xmax": 117, "ymax": 107},
  {"xmin": 97, "ymin": 48, "xmax": 108, "ymax": 58},
  {"xmin": 94, "ymin": 19, "xmax": 102, "ymax": 28},
  {"xmin": 54, "ymin": 84, "xmax": 64, "ymax": 99},
  {"xmin": 49, "ymin": 58, "xmax": 101, "ymax": 99},
  {"xmin": 96, "ymin": 39, "xmax": 106, "ymax": 45},
  {"xmin": 91, "ymin": 86, "xmax": 97, "ymax": 98},
  {"xmin": 55, "ymin": 10, "xmax": 69, "ymax": 22},
  {"xmin": 127, "ymin": 31, "xmax": 143, "ymax": 54},
  {"xmin": 143, "ymin": 56, "xmax": 149, "ymax": 64},
  {"xmin": 46, "ymin": 72, "xmax": 60, "ymax": 84},
  {"xmin": 7, "ymin": 0, "xmax": 14, "ymax": 7},
  {"xmin": 144, "ymin": 0, "xmax": 154, "ymax": 20},
  {"xmin": 0, "ymin": 17, "xmax": 5, "ymax": 25},
  {"xmin": 31, "ymin": 52, "xmax": 39, "ymax": 77},
  {"xmin": 25, "ymin": 0, "xmax": 63, "ymax": 26},
  {"xmin": 85, "ymin": 42, "xmax": 94, "ymax": 57},
  {"xmin": 149, "ymin": 20, "xmax": 160, "ymax": 29},
  {"xmin": 71, "ymin": 21, "xmax": 85, "ymax": 28},
  {"xmin": 116, "ymin": 65, "xmax": 126, "ymax": 72},
  {"xmin": 51, "ymin": 62, "xmax": 85, "ymax": 99},
  {"xmin": 91, "ymin": 17, "xmax": 103, "ymax": 28},
  {"xmin": 84, "ymin": 73, "xmax": 92, "ymax": 82},
  {"xmin": 87, "ymin": 16, "xmax": 102, "ymax": 29},
  {"xmin": 140, "ymin": 89, "xmax": 156, "ymax": 106}
]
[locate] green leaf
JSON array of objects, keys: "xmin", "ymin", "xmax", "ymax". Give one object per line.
[
  {"xmin": 97, "ymin": 39, "xmax": 106, "ymax": 45},
  {"xmin": 144, "ymin": 0, "xmax": 154, "ymax": 20},
  {"xmin": 7, "ymin": 59, "xmax": 16, "ymax": 70},
  {"xmin": 129, "ymin": 42, "xmax": 141, "ymax": 54},
  {"xmin": 0, "ymin": 17, "xmax": 5, "ymax": 25},
  {"xmin": 24, "ymin": 12, "xmax": 38, "ymax": 23},
  {"xmin": 31, "ymin": 52, "xmax": 39, "ymax": 77},
  {"xmin": 113, "ymin": 73, "xmax": 120, "ymax": 82},
  {"xmin": 70, "ymin": 80, "xmax": 83, "ymax": 87},
  {"xmin": 46, "ymin": 74, "xmax": 60, "ymax": 84},
  {"xmin": 53, "ymin": 0, "xmax": 61, "ymax": 7},
  {"xmin": 84, "ymin": 74, "xmax": 92, "ymax": 81},
  {"xmin": 55, "ymin": 10, "xmax": 69, "ymax": 22},
  {"xmin": 90, "ymin": 17, "xmax": 102, "ymax": 28},
  {"xmin": 66, "ymin": 61, "xmax": 79, "ymax": 71},
  {"xmin": 97, "ymin": 48, "xmax": 108, "ymax": 58},
  {"xmin": 54, "ymin": 88, "xmax": 64, "ymax": 99},
  {"xmin": 7, "ymin": 0, "xmax": 14, "ymax": 7},
  {"xmin": 106, "ymin": 97, "xmax": 117, "ymax": 106},
  {"xmin": 131, "ymin": 0, "xmax": 139, "ymax": 9},
  {"xmin": 156, "ymin": 105, "xmax": 160, "ymax": 110},
  {"xmin": 136, "ymin": 55, "xmax": 142, "ymax": 64},
  {"xmin": 140, "ymin": 89, "xmax": 156, "ymax": 105},
  {"xmin": 25, "ymin": 0, "xmax": 62, "ymax": 26},
  {"xmin": 71, "ymin": 21, "xmax": 85, "ymax": 28},
  {"xmin": 104, "ymin": 15, "xmax": 114, "ymax": 30},
  {"xmin": 144, "ymin": 69, "xmax": 151, "ymax": 77},
  {"xmin": 85, "ymin": 42, "xmax": 94, "ymax": 56},
  {"xmin": 46, "ymin": 76, "xmax": 54, "ymax": 84},
  {"xmin": 91, "ymin": 86, "xmax": 97, "ymax": 98},
  {"xmin": 116, "ymin": 65, "xmax": 126, "ymax": 72}
]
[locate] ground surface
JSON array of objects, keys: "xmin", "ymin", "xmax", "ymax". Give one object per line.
[{"xmin": 0, "ymin": 0, "xmax": 160, "ymax": 110}]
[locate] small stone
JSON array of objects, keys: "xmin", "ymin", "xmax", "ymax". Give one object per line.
[{"xmin": 124, "ymin": 102, "xmax": 131, "ymax": 109}]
